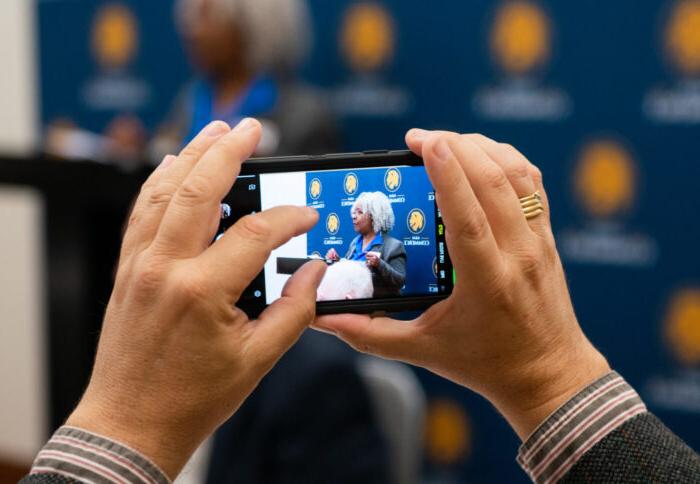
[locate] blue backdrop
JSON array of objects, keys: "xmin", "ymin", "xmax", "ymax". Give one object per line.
[
  {"xmin": 305, "ymin": 166, "xmax": 437, "ymax": 296},
  {"xmin": 38, "ymin": 1, "xmax": 700, "ymax": 482}
]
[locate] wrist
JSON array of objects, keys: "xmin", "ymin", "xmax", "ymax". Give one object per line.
[
  {"xmin": 66, "ymin": 397, "xmax": 192, "ymax": 480},
  {"xmin": 489, "ymin": 335, "xmax": 611, "ymax": 441}
]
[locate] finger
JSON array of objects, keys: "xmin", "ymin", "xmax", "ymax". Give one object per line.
[
  {"xmin": 247, "ymin": 261, "xmax": 327, "ymax": 367},
  {"xmin": 419, "ymin": 134, "xmax": 504, "ymax": 277},
  {"xmin": 311, "ymin": 314, "xmax": 417, "ymax": 361},
  {"xmin": 465, "ymin": 135, "xmax": 550, "ymax": 236},
  {"xmin": 123, "ymin": 121, "xmax": 231, "ymax": 259},
  {"xmin": 199, "ymin": 205, "xmax": 320, "ymax": 299},
  {"xmin": 120, "ymin": 154, "xmax": 175, "ymax": 260},
  {"xmin": 155, "ymin": 118, "xmax": 262, "ymax": 257}
]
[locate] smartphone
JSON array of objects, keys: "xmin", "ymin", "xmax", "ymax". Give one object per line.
[{"xmin": 216, "ymin": 150, "xmax": 454, "ymax": 317}]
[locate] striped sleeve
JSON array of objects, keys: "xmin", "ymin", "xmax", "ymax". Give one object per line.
[
  {"xmin": 28, "ymin": 426, "xmax": 171, "ymax": 484},
  {"xmin": 516, "ymin": 371, "xmax": 647, "ymax": 484}
]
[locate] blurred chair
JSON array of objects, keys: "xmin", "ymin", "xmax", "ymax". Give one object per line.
[{"xmin": 357, "ymin": 355, "xmax": 426, "ymax": 484}]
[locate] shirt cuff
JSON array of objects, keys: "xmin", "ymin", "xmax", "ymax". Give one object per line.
[
  {"xmin": 29, "ymin": 426, "xmax": 171, "ymax": 484},
  {"xmin": 516, "ymin": 370, "xmax": 647, "ymax": 484}
]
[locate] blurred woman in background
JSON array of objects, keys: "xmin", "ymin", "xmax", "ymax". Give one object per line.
[{"xmin": 152, "ymin": 0, "xmax": 337, "ymax": 158}]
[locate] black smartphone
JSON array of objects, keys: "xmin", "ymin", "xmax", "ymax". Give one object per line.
[{"xmin": 216, "ymin": 150, "xmax": 454, "ymax": 317}]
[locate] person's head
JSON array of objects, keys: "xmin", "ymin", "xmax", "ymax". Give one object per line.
[
  {"xmin": 317, "ymin": 260, "xmax": 374, "ymax": 301},
  {"xmin": 351, "ymin": 192, "xmax": 395, "ymax": 236},
  {"xmin": 175, "ymin": 0, "xmax": 311, "ymax": 81}
]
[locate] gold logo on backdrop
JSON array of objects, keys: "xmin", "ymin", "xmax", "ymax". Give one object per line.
[
  {"xmin": 665, "ymin": 288, "xmax": 700, "ymax": 366},
  {"xmin": 341, "ymin": 3, "xmax": 395, "ymax": 72},
  {"xmin": 574, "ymin": 140, "xmax": 636, "ymax": 218},
  {"xmin": 425, "ymin": 399, "xmax": 471, "ymax": 466},
  {"xmin": 326, "ymin": 213, "xmax": 340, "ymax": 235},
  {"xmin": 491, "ymin": 0, "xmax": 551, "ymax": 75},
  {"xmin": 408, "ymin": 209, "xmax": 426, "ymax": 234},
  {"xmin": 92, "ymin": 3, "xmax": 138, "ymax": 69},
  {"xmin": 344, "ymin": 173, "xmax": 359, "ymax": 196},
  {"xmin": 384, "ymin": 168, "xmax": 402, "ymax": 192},
  {"xmin": 665, "ymin": 0, "xmax": 700, "ymax": 76},
  {"xmin": 309, "ymin": 178, "xmax": 322, "ymax": 200}
]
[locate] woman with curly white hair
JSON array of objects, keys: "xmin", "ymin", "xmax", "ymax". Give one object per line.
[
  {"xmin": 326, "ymin": 191, "xmax": 407, "ymax": 297},
  {"xmin": 153, "ymin": 0, "xmax": 337, "ymax": 158}
]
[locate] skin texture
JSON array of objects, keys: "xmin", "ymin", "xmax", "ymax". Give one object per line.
[
  {"xmin": 313, "ymin": 129, "xmax": 611, "ymax": 441},
  {"xmin": 66, "ymin": 118, "xmax": 327, "ymax": 479}
]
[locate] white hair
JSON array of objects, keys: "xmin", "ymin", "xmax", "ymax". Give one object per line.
[
  {"xmin": 176, "ymin": 0, "xmax": 312, "ymax": 74},
  {"xmin": 317, "ymin": 260, "xmax": 374, "ymax": 301},
  {"xmin": 352, "ymin": 192, "xmax": 395, "ymax": 233}
]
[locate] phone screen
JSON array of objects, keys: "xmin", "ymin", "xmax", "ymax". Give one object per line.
[{"xmin": 217, "ymin": 160, "xmax": 454, "ymax": 316}]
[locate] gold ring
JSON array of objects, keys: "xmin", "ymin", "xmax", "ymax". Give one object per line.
[{"xmin": 520, "ymin": 191, "xmax": 544, "ymax": 220}]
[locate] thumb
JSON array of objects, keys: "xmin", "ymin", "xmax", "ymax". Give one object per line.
[
  {"xmin": 311, "ymin": 314, "xmax": 416, "ymax": 361},
  {"xmin": 248, "ymin": 261, "xmax": 327, "ymax": 365}
]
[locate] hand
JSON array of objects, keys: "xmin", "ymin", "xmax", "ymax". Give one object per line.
[
  {"xmin": 313, "ymin": 129, "xmax": 610, "ymax": 440},
  {"xmin": 365, "ymin": 251, "xmax": 380, "ymax": 268},
  {"xmin": 66, "ymin": 118, "xmax": 326, "ymax": 478},
  {"xmin": 326, "ymin": 248, "xmax": 340, "ymax": 261}
]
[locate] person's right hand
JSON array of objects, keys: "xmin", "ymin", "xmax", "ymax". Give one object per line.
[
  {"xmin": 66, "ymin": 118, "xmax": 326, "ymax": 479},
  {"xmin": 313, "ymin": 129, "xmax": 610, "ymax": 440},
  {"xmin": 325, "ymin": 248, "xmax": 340, "ymax": 261}
]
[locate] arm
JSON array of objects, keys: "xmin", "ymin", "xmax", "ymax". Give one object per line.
[{"xmin": 375, "ymin": 242, "xmax": 407, "ymax": 291}]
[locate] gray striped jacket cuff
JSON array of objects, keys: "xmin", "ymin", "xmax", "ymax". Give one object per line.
[
  {"xmin": 516, "ymin": 371, "xmax": 647, "ymax": 484},
  {"xmin": 29, "ymin": 426, "xmax": 170, "ymax": 484}
]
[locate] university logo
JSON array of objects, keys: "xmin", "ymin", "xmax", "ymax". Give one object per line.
[
  {"xmin": 384, "ymin": 168, "xmax": 402, "ymax": 192},
  {"xmin": 664, "ymin": 288, "xmax": 700, "ymax": 366},
  {"xmin": 326, "ymin": 213, "xmax": 340, "ymax": 235},
  {"xmin": 425, "ymin": 399, "xmax": 471, "ymax": 466},
  {"xmin": 340, "ymin": 2, "xmax": 395, "ymax": 73},
  {"xmin": 432, "ymin": 256, "xmax": 438, "ymax": 278},
  {"xmin": 344, "ymin": 173, "xmax": 359, "ymax": 196},
  {"xmin": 407, "ymin": 209, "xmax": 426, "ymax": 234},
  {"xmin": 490, "ymin": 0, "xmax": 551, "ymax": 76},
  {"xmin": 665, "ymin": 0, "xmax": 700, "ymax": 77},
  {"xmin": 309, "ymin": 178, "xmax": 322, "ymax": 200},
  {"xmin": 574, "ymin": 140, "xmax": 636, "ymax": 218},
  {"xmin": 92, "ymin": 3, "xmax": 138, "ymax": 69}
]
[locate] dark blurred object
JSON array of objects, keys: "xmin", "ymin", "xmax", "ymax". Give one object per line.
[
  {"xmin": 206, "ymin": 331, "xmax": 389, "ymax": 484},
  {"xmin": 151, "ymin": 0, "xmax": 337, "ymax": 159},
  {"xmin": 0, "ymin": 157, "xmax": 148, "ymax": 431}
]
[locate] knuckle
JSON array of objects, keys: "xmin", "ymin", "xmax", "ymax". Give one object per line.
[
  {"xmin": 236, "ymin": 214, "xmax": 273, "ymax": 243},
  {"xmin": 515, "ymin": 248, "xmax": 544, "ymax": 281},
  {"xmin": 147, "ymin": 181, "xmax": 179, "ymax": 207},
  {"xmin": 503, "ymin": 159, "xmax": 531, "ymax": 180},
  {"xmin": 178, "ymin": 174, "xmax": 211, "ymax": 202},
  {"xmin": 133, "ymin": 257, "xmax": 167, "ymax": 294},
  {"xmin": 452, "ymin": 206, "xmax": 490, "ymax": 243},
  {"xmin": 529, "ymin": 164, "xmax": 544, "ymax": 184},
  {"xmin": 174, "ymin": 271, "xmax": 210, "ymax": 301},
  {"xmin": 481, "ymin": 165, "xmax": 510, "ymax": 191}
]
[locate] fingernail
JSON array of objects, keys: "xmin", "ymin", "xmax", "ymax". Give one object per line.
[
  {"xmin": 306, "ymin": 206, "xmax": 319, "ymax": 217},
  {"xmin": 205, "ymin": 120, "xmax": 230, "ymax": 137},
  {"xmin": 433, "ymin": 138, "xmax": 452, "ymax": 162},
  {"xmin": 158, "ymin": 154, "xmax": 176, "ymax": 170},
  {"xmin": 408, "ymin": 128, "xmax": 428, "ymax": 142},
  {"xmin": 233, "ymin": 117, "xmax": 256, "ymax": 132}
]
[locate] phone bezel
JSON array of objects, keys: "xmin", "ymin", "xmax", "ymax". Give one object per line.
[{"xmin": 236, "ymin": 149, "xmax": 452, "ymax": 316}]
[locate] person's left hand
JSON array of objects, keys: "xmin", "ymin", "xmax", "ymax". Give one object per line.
[
  {"xmin": 365, "ymin": 251, "xmax": 380, "ymax": 268},
  {"xmin": 66, "ymin": 118, "xmax": 326, "ymax": 479}
]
